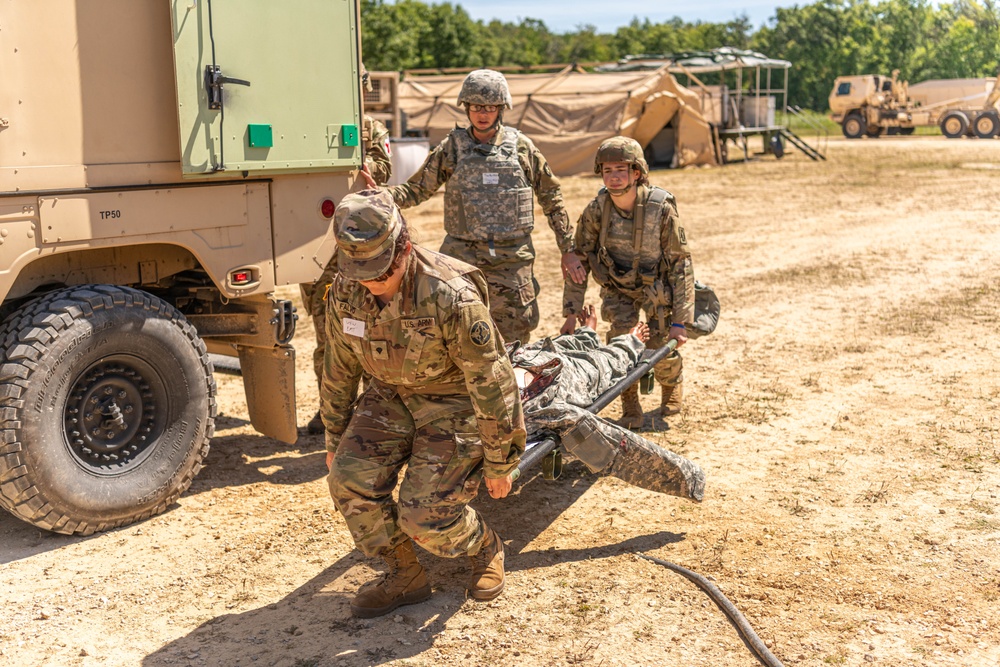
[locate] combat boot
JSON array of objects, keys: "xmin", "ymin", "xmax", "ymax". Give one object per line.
[
  {"xmin": 660, "ymin": 381, "xmax": 683, "ymax": 418},
  {"xmin": 467, "ymin": 525, "xmax": 505, "ymax": 601},
  {"xmin": 305, "ymin": 410, "xmax": 324, "ymax": 435},
  {"xmin": 618, "ymin": 385, "xmax": 644, "ymax": 430},
  {"xmin": 350, "ymin": 539, "xmax": 432, "ymax": 618}
]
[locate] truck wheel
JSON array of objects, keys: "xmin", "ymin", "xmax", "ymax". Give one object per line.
[
  {"xmin": 972, "ymin": 111, "xmax": 1000, "ymax": 139},
  {"xmin": 842, "ymin": 113, "xmax": 865, "ymax": 139},
  {"xmin": 940, "ymin": 111, "xmax": 969, "ymax": 139},
  {"xmin": 865, "ymin": 126, "xmax": 884, "ymax": 138},
  {"xmin": 0, "ymin": 285, "xmax": 216, "ymax": 535}
]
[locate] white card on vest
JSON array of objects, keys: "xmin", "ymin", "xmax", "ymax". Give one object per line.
[
  {"xmin": 483, "ymin": 173, "xmax": 499, "ymax": 185},
  {"xmin": 343, "ymin": 318, "xmax": 365, "ymax": 337}
]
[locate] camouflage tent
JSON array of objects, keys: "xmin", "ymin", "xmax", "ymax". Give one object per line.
[{"xmin": 397, "ymin": 65, "xmax": 717, "ymax": 176}]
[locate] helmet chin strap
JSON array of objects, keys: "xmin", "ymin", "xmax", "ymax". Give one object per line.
[{"xmin": 606, "ymin": 170, "xmax": 635, "ymax": 197}]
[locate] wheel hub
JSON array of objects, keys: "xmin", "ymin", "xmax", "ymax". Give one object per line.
[{"xmin": 65, "ymin": 361, "xmax": 158, "ymax": 465}]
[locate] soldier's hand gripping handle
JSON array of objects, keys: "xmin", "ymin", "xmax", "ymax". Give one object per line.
[{"xmin": 484, "ymin": 474, "xmax": 513, "ymax": 499}]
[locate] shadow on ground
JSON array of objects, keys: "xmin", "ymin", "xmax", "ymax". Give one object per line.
[{"xmin": 142, "ymin": 464, "xmax": 687, "ymax": 666}]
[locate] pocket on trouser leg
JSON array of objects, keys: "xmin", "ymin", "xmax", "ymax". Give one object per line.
[
  {"xmin": 397, "ymin": 427, "xmax": 485, "ymax": 557},
  {"xmin": 561, "ymin": 416, "xmax": 618, "ymax": 473},
  {"xmin": 653, "ymin": 350, "xmax": 683, "ymax": 386}
]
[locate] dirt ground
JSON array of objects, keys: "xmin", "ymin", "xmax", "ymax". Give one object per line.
[{"xmin": 3, "ymin": 136, "xmax": 1000, "ymax": 667}]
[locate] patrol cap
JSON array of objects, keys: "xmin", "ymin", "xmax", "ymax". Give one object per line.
[{"xmin": 334, "ymin": 189, "xmax": 402, "ymax": 281}]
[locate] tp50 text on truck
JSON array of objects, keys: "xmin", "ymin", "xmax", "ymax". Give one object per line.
[{"xmin": 0, "ymin": 0, "xmax": 364, "ymax": 535}]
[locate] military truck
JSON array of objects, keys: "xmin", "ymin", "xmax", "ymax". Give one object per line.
[
  {"xmin": 829, "ymin": 72, "xmax": 1000, "ymax": 139},
  {"xmin": 0, "ymin": 1, "xmax": 365, "ymax": 535}
]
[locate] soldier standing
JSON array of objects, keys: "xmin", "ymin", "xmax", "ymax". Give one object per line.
[
  {"xmin": 378, "ymin": 68, "xmax": 586, "ymax": 345},
  {"xmin": 302, "ymin": 66, "xmax": 393, "ymax": 434},
  {"xmin": 321, "ymin": 189, "xmax": 525, "ymax": 617},
  {"xmin": 561, "ymin": 137, "xmax": 695, "ymax": 428}
]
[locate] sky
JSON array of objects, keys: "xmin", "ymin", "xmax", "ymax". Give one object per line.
[{"xmin": 439, "ymin": 0, "xmax": 794, "ymax": 33}]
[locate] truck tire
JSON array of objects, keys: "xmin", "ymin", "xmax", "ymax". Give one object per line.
[
  {"xmin": 940, "ymin": 111, "xmax": 969, "ymax": 139},
  {"xmin": 972, "ymin": 111, "xmax": 1000, "ymax": 139},
  {"xmin": 865, "ymin": 126, "xmax": 884, "ymax": 138},
  {"xmin": 842, "ymin": 113, "xmax": 865, "ymax": 139},
  {"xmin": 0, "ymin": 285, "xmax": 216, "ymax": 535}
]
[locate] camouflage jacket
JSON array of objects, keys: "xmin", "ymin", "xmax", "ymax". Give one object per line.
[
  {"xmin": 363, "ymin": 115, "xmax": 392, "ymax": 186},
  {"xmin": 511, "ymin": 327, "xmax": 644, "ymax": 436},
  {"xmin": 322, "ymin": 245, "xmax": 526, "ymax": 477},
  {"xmin": 386, "ymin": 124, "xmax": 574, "ymax": 254},
  {"xmin": 563, "ymin": 185, "xmax": 694, "ymax": 325}
]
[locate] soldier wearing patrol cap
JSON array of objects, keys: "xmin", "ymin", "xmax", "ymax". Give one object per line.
[
  {"xmin": 561, "ymin": 137, "xmax": 695, "ymax": 429},
  {"xmin": 300, "ymin": 63, "xmax": 393, "ymax": 435},
  {"xmin": 321, "ymin": 189, "xmax": 525, "ymax": 617},
  {"xmin": 370, "ymin": 68, "xmax": 586, "ymax": 345}
]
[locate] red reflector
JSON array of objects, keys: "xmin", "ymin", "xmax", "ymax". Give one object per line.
[
  {"xmin": 320, "ymin": 198, "xmax": 336, "ymax": 218},
  {"xmin": 232, "ymin": 271, "xmax": 251, "ymax": 284}
]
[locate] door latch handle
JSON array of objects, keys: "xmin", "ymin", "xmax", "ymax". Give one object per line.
[{"xmin": 205, "ymin": 65, "xmax": 251, "ymax": 111}]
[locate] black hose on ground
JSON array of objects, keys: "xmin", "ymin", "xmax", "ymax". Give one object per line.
[{"xmin": 636, "ymin": 554, "xmax": 785, "ymax": 667}]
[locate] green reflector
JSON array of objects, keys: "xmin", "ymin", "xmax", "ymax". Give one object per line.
[
  {"xmin": 342, "ymin": 124, "xmax": 359, "ymax": 147},
  {"xmin": 247, "ymin": 124, "xmax": 273, "ymax": 148}
]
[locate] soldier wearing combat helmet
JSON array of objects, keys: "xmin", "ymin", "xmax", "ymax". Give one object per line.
[
  {"xmin": 321, "ymin": 189, "xmax": 525, "ymax": 617},
  {"xmin": 364, "ymin": 68, "xmax": 586, "ymax": 345},
  {"xmin": 561, "ymin": 136, "xmax": 696, "ymax": 428}
]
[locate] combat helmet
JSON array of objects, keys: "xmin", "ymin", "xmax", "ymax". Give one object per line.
[
  {"xmin": 457, "ymin": 69, "xmax": 513, "ymax": 109},
  {"xmin": 594, "ymin": 136, "xmax": 649, "ymax": 178}
]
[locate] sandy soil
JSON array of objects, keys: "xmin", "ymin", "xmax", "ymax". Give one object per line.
[{"xmin": 2, "ymin": 136, "xmax": 1000, "ymax": 667}]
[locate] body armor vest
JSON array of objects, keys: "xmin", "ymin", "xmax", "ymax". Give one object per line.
[
  {"xmin": 586, "ymin": 185, "xmax": 673, "ymax": 293},
  {"xmin": 444, "ymin": 127, "xmax": 534, "ymax": 242}
]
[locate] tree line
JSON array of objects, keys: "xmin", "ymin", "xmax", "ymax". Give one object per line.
[{"xmin": 360, "ymin": 0, "xmax": 1000, "ymax": 110}]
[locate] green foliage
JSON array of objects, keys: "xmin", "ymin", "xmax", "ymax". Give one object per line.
[{"xmin": 361, "ymin": 0, "xmax": 1000, "ymax": 110}]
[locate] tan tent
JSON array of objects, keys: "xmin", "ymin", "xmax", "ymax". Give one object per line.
[{"xmin": 397, "ymin": 66, "xmax": 717, "ymax": 176}]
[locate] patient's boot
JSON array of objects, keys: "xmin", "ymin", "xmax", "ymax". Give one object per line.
[
  {"xmin": 618, "ymin": 385, "xmax": 644, "ymax": 429},
  {"xmin": 350, "ymin": 539, "xmax": 432, "ymax": 618},
  {"xmin": 660, "ymin": 381, "xmax": 683, "ymax": 417}
]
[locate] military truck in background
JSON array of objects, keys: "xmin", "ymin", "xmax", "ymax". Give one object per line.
[
  {"xmin": 829, "ymin": 72, "xmax": 1000, "ymax": 139},
  {"xmin": 0, "ymin": 1, "xmax": 365, "ymax": 535}
]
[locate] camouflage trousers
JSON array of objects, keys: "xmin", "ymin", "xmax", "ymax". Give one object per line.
[
  {"xmin": 526, "ymin": 402, "xmax": 704, "ymax": 501},
  {"xmin": 300, "ymin": 263, "xmax": 340, "ymax": 388},
  {"xmin": 601, "ymin": 286, "xmax": 682, "ymax": 387},
  {"xmin": 439, "ymin": 234, "xmax": 540, "ymax": 345},
  {"xmin": 328, "ymin": 389, "xmax": 487, "ymax": 559}
]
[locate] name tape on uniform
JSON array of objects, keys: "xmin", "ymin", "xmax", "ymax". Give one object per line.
[
  {"xmin": 343, "ymin": 318, "xmax": 366, "ymax": 337},
  {"xmin": 482, "ymin": 173, "xmax": 499, "ymax": 185},
  {"xmin": 402, "ymin": 317, "xmax": 435, "ymax": 329}
]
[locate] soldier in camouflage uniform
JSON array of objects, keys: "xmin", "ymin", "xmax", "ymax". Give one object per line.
[
  {"xmin": 321, "ymin": 189, "xmax": 525, "ymax": 617},
  {"xmin": 380, "ymin": 68, "xmax": 586, "ymax": 345},
  {"xmin": 562, "ymin": 137, "xmax": 695, "ymax": 429},
  {"xmin": 301, "ymin": 65, "xmax": 393, "ymax": 434},
  {"xmin": 513, "ymin": 307, "xmax": 704, "ymax": 501}
]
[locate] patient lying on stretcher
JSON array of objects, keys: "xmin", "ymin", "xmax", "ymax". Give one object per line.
[{"xmin": 508, "ymin": 306, "xmax": 705, "ymax": 502}]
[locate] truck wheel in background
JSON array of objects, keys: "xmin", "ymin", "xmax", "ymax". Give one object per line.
[
  {"xmin": 865, "ymin": 125, "xmax": 884, "ymax": 138},
  {"xmin": 972, "ymin": 111, "xmax": 1000, "ymax": 139},
  {"xmin": 842, "ymin": 113, "xmax": 865, "ymax": 139},
  {"xmin": 940, "ymin": 111, "xmax": 969, "ymax": 139},
  {"xmin": 0, "ymin": 285, "xmax": 216, "ymax": 535}
]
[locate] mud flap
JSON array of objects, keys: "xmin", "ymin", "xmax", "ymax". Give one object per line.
[{"xmin": 238, "ymin": 344, "xmax": 297, "ymax": 444}]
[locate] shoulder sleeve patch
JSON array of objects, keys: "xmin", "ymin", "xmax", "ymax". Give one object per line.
[
  {"xmin": 679, "ymin": 227, "xmax": 687, "ymax": 245},
  {"xmin": 469, "ymin": 320, "xmax": 493, "ymax": 347}
]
